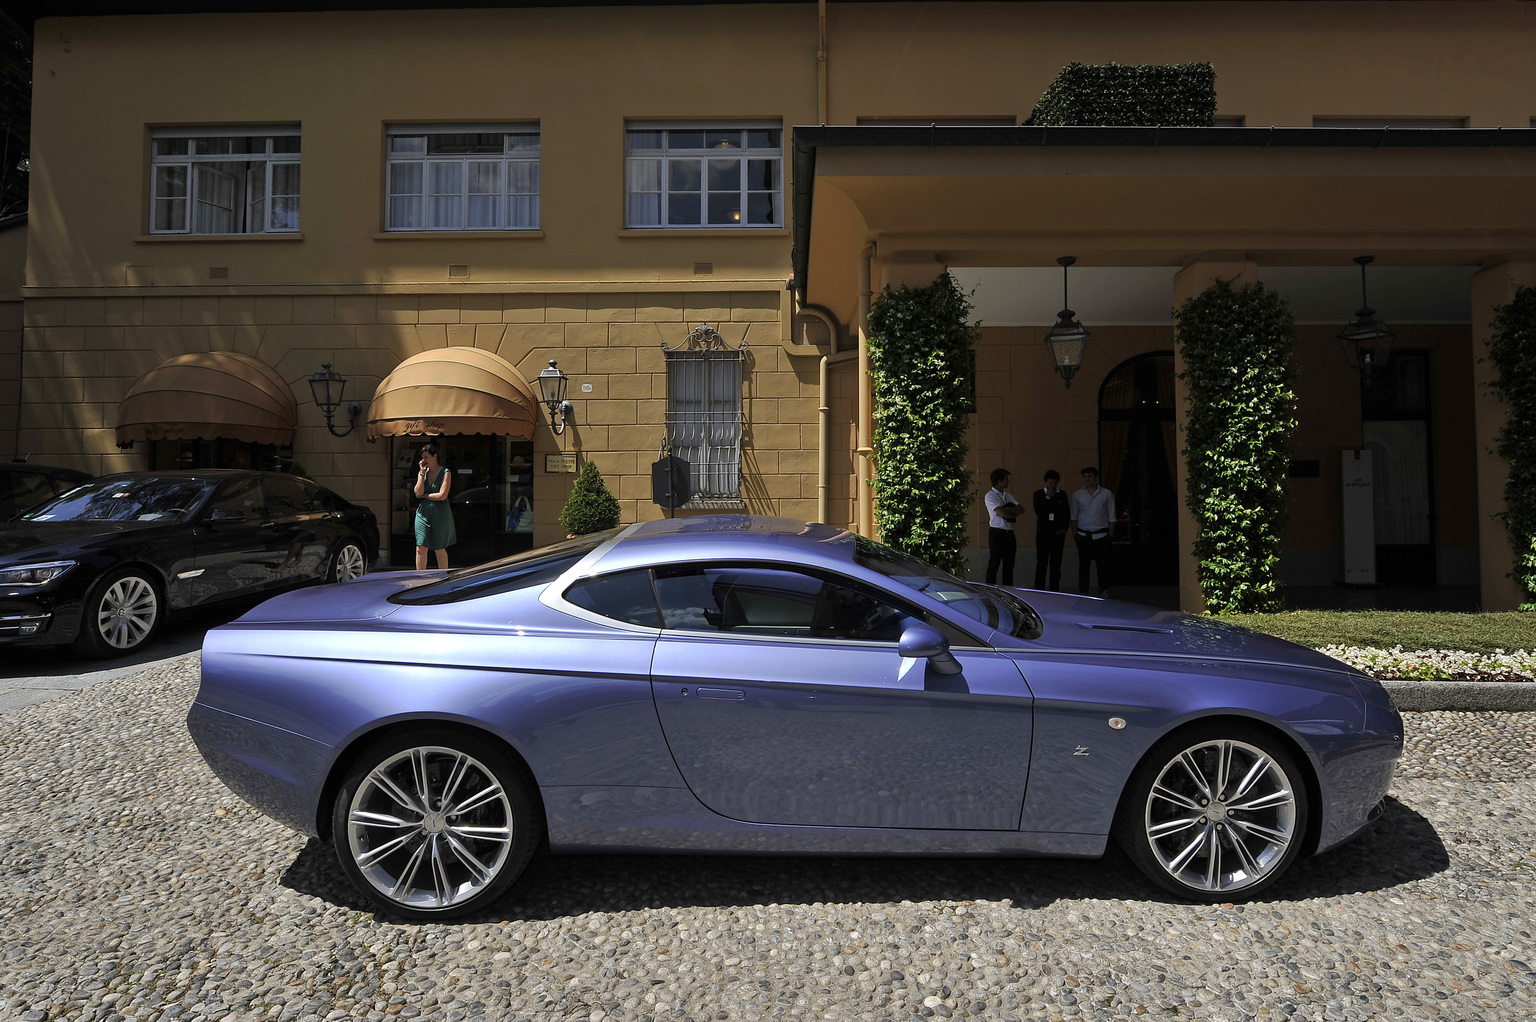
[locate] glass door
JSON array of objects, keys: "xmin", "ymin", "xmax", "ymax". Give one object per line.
[{"xmin": 388, "ymin": 435, "xmax": 536, "ymax": 568}]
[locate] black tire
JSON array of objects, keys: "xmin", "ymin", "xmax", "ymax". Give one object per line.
[
  {"xmin": 331, "ymin": 728, "xmax": 543, "ymax": 920},
  {"xmin": 327, "ymin": 538, "xmax": 368, "ymax": 583},
  {"xmin": 72, "ymin": 567, "xmax": 163, "ymax": 658},
  {"xmin": 1112, "ymin": 722, "xmax": 1310, "ymax": 902}
]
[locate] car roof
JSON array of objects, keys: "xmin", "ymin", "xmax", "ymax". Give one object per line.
[
  {"xmin": 0, "ymin": 462, "xmax": 93, "ymax": 481},
  {"xmin": 594, "ymin": 515, "xmax": 860, "ymax": 574}
]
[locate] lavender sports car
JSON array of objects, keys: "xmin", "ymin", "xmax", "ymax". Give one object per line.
[{"xmin": 189, "ymin": 517, "xmax": 1402, "ymax": 918}]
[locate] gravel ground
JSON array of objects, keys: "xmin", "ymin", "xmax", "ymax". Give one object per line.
[{"xmin": 2, "ymin": 655, "xmax": 1535, "ymax": 1022}]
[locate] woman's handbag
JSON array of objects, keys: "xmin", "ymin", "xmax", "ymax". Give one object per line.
[{"xmin": 507, "ymin": 495, "xmax": 534, "ymax": 534}]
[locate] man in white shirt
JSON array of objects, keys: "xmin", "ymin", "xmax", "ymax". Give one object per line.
[
  {"xmin": 983, "ymin": 467, "xmax": 1022, "ymax": 586},
  {"xmin": 1070, "ymin": 465, "xmax": 1116, "ymax": 596}
]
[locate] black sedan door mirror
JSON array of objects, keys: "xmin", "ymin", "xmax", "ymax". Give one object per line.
[
  {"xmin": 898, "ymin": 621, "xmax": 963, "ymax": 675},
  {"xmin": 206, "ymin": 508, "xmax": 247, "ymax": 524}
]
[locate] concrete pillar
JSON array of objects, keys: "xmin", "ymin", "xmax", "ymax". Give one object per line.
[
  {"xmin": 1171, "ymin": 259, "xmax": 1258, "ymax": 615},
  {"xmin": 1470, "ymin": 261, "xmax": 1536, "ymax": 611}
]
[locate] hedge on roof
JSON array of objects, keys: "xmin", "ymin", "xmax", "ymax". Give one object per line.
[
  {"xmin": 560, "ymin": 460, "xmax": 622, "ymax": 536},
  {"xmin": 1485, "ymin": 285, "xmax": 1536, "ymax": 609},
  {"xmin": 866, "ymin": 272, "xmax": 978, "ymax": 576},
  {"xmin": 1027, "ymin": 61, "xmax": 1217, "ymax": 127},
  {"xmin": 1175, "ymin": 277, "xmax": 1298, "ymax": 614}
]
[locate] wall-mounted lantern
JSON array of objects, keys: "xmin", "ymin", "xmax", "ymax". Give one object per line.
[
  {"xmin": 1045, "ymin": 256, "xmax": 1091, "ymax": 388},
  {"xmin": 537, "ymin": 359, "xmax": 575, "ymax": 434},
  {"xmin": 1339, "ymin": 255, "xmax": 1395, "ymax": 382},
  {"xmin": 309, "ymin": 362, "xmax": 362, "ymax": 437}
]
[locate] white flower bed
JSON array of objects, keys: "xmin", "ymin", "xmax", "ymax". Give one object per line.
[{"xmin": 1317, "ymin": 644, "xmax": 1536, "ymax": 682}]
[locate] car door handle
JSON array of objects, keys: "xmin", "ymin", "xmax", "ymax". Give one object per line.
[
  {"xmin": 260, "ymin": 521, "xmax": 277, "ymax": 529},
  {"xmin": 696, "ymin": 687, "xmax": 745, "ymax": 701}
]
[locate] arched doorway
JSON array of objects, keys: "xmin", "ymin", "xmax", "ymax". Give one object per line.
[{"xmin": 1099, "ymin": 352, "xmax": 1178, "ymax": 585}]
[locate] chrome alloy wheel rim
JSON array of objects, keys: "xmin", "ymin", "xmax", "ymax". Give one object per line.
[
  {"xmin": 347, "ymin": 746, "xmax": 513, "ymax": 910},
  {"xmin": 1144, "ymin": 739, "xmax": 1297, "ymax": 894},
  {"xmin": 96, "ymin": 576, "xmax": 158, "ymax": 650},
  {"xmin": 335, "ymin": 544, "xmax": 367, "ymax": 582}
]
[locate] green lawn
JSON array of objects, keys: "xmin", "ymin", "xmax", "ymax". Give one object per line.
[{"xmin": 1220, "ymin": 611, "xmax": 1536, "ymax": 654}]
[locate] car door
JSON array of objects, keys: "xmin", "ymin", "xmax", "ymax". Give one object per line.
[
  {"xmin": 261, "ymin": 475, "xmax": 332, "ymax": 581},
  {"xmin": 649, "ymin": 564, "xmax": 1034, "ymax": 831},
  {"xmin": 190, "ymin": 476, "xmax": 290, "ymax": 601}
]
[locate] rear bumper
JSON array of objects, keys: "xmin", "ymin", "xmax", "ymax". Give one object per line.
[{"xmin": 186, "ymin": 700, "xmax": 332, "ymax": 837}]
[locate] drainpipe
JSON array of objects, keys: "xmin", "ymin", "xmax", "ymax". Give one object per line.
[
  {"xmin": 856, "ymin": 243, "xmax": 875, "ymax": 537},
  {"xmin": 787, "ymin": 299, "xmax": 845, "ymax": 524},
  {"xmin": 817, "ymin": 0, "xmax": 828, "ymax": 124}
]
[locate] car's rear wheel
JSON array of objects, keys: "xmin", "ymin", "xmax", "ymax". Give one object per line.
[
  {"xmin": 1113, "ymin": 723, "xmax": 1309, "ymax": 901},
  {"xmin": 72, "ymin": 568, "xmax": 162, "ymax": 658},
  {"xmin": 327, "ymin": 539, "xmax": 368, "ymax": 583},
  {"xmin": 331, "ymin": 729, "xmax": 542, "ymax": 919}
]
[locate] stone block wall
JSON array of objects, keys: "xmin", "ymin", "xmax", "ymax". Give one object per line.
[{"xmin": 16, "ymin": 287, "xmax": 826, "ymax": 553}]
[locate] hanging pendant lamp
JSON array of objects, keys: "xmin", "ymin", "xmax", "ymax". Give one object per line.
[
  {"xmin": 1339, "ymin": 255, "xmax": 1395, "ymax": 383},
  {"xmin": 1046, "ymin": 256, "xmax": 1091, "ymax": 388}
]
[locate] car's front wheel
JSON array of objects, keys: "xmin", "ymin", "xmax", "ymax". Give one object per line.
[
  {"xmin": 1113, "ymin": 723, "xmax": 1309, "ymax": 901},
  {"xmin": 327, "ymin": 539, "xmax": 368, "ymax": 583},
  {"xmin": 331, "ymin": 729, "xmax": 542, "ymax": 919},
  {"xmin": 73, "ymin": 568, "xmax": 162, "ymax": 658}
]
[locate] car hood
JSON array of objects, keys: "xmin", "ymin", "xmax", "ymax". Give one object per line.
[
  {"xmin": 230, "ymin": 569, "xmax": 446, "ymax": 624},
  {"xmin": 1012, "ymin": 589, "xmax": 1351, "ymax": 674},
  {"xmin": 0, "ymin": 521, "xmax": 168, "ymax": 562}
]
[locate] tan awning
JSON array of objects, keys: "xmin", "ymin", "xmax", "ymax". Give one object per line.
[
  {"xmin": 116, "ymin": 352, "xmax": 297, "ymax": 448},
  {"xmin": 367, "ymin": 347, "xmax": 538, "ymax": 440}
]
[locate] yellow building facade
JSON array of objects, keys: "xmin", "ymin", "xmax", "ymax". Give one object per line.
[{"xmin": 12, "ymin": 1, "xmax": 1536, "ymax": 608}]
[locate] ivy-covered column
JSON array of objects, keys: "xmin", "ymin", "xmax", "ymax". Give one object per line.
[
  {"xmin": 1473, "ymin": 262, "xmax": 1536, "ymax": 611},
  {"xmin": 1172, "ymin": 259, "xmax": 1257, "ymax": 614}
]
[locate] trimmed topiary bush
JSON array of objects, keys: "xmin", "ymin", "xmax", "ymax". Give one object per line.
[
  {"xmin": 866, "ymin": 271, "xmax": 978, "ymax": 576},
  {"xmin": 560, "ymin": 461, "xmax": 621, "ymax": 536},
  {"xmin": 1027, "ymin": 61, "xmax": 1217, "ymax": 127},
  {"xmin": 1485, "ymin": 285, "xmax": 1536, "ymax": 608},
  {"xmin": 1175, "ymin": 278, "xmax": 1298, "ymax": 613}
]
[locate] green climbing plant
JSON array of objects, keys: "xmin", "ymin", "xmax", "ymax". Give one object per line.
[
  {"xmin": 866, "ymin": 271, "xmax": 978, "ymax": 576},
  {"xmin": 1485, "ymin": 285, "xmax": 1536, "ymax": 608},
  {"xmin": 1175, "ymin": 277, "xmax": 1298, "ymax": 613}
]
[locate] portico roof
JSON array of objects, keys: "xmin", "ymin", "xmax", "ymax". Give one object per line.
[{"xmin": 791, "ymin": 125, "xmax": 1536, "ymax": 321}]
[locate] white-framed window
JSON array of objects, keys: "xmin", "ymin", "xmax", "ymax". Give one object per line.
[
  {"xmin": 150, "ymin": 127, "xmax": 301, "ymax": 234},
  {"xmin": 626, "ymin": 123, "xmax": 782, "ymax": 229},
  {"xmin": 386, "ymin": 125, "xmax": 540, "ymax": 231},
  {"xmin": 664, "ymin": 324, "xmax": 746, "ymax": 506}
]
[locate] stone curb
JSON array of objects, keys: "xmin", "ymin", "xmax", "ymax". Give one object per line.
[{"xmin": 1381, "ymin": 679, "xmax": 1536, "ymax": 712}]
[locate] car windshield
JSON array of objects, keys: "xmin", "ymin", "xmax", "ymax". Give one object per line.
[
  {"xmin": 22, "ymin": 476, "xmax": 211, "ymax": 523},
  {"xmin": 850, "ymin": 535, "xmax": 1043, "ymax": 639}
]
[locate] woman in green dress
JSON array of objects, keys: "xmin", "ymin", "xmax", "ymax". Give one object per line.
[{"xmin": 413, "ymin": 443, "xmax": 457, "ymax": 569}]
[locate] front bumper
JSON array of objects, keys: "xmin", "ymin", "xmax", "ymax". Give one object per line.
[
  {"xmin": 187, "ymin": 700, "xmax": 333, "ymax": 837},
  {"xmin": 0, "ymin": 594, "xmax": 81, "ymax": 646}
]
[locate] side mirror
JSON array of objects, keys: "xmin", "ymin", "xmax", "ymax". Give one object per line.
[
  {"xmin": 206, "ymin": 508, "xmax": 246, "ymax": 523},
  {"xmin": 898, "ymin": 621, "xmax": 964, "ymax": 676}
]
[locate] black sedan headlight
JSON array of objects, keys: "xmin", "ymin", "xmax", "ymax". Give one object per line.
[{"xmin": 0, "ymin": 560, "xmax": 76, "ymax": 586}]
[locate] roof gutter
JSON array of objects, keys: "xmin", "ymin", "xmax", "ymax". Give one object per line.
[{"xmin": 788, "ymin": 123, "xmax": 1536, "ymax": 302}]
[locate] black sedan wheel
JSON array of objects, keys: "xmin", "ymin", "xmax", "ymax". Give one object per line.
[
  {"xmin": 332, "ymin": 729, "xmax": 542, "ymax": 920},
  {"xmin": 328, "ymin": 539, "xmax": 368, "ymax": 583},
  {"xmin": 73, "ymin": 568, "xmax": 162, "ymax": 657},
  {"xmin": 1114, "ymin": 724, "xmax": 1309, "ymax": 901}
]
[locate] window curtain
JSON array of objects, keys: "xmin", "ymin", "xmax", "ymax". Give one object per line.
[{"xmin": 666, "ymin": 349, "xmax": 743, "ymax": 499}]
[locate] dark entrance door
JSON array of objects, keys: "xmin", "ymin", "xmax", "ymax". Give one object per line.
[
  {"xmin": 1362, "ymin": 352, "xmax": 1436, "ymax": 584},
  {"xmin": 388, "ymin": 435, "xmax": 536, "ymax": 567},
  {"xmin": 1098, "ymin": 353, "xmax": 1178, "ymax": 585}
]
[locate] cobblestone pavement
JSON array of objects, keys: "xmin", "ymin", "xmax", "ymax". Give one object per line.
[{"xmin": 2, "ymin": 655, "xmax": 1534, "ymax": 1022}]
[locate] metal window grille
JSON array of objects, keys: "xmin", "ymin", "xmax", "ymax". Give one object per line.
[{"xmin": 664, "ymin": 325, "xmax": 744, "ymax": 505}]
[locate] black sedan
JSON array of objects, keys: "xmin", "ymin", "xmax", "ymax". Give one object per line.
[{"xmin": 0, "ymin": 470, "xmax": 378, "ymax": 656}]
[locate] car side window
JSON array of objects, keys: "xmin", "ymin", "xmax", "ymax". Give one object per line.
[
  {"xmin": 652, "ymin": 565, "xmax": 924, "ymax": 643},
  {"xmin": 262, "ymin": 475, "xmax": 311, "ymax": 516},
  {"xmin": 205, "ymin": 477, "xmax": 263, "ymax": 520},
  {"xmin": 564, "ymin": 569, "xmax": 663, "ymax": 627}
]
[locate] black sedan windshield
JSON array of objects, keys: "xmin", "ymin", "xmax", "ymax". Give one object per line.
[
  {"xmin": 24, "ymin": 477, "xmax": 211, "ymax": 523},
  {"xmin": 851, "ymin": 535, "xmax": 1043, "ymax": 639}
]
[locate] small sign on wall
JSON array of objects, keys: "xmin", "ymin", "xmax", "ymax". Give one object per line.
[{"xmin": 545, "ymin": 453, "xmax": 578, "ymax": 474}]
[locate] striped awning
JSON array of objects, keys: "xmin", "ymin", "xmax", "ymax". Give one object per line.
[
  {"xmin": 367, "ymin": 347, "xmax": 538, "ymax": 440},
  {"xmin": 115, "ymin": 352, "xmax": 297, "ymax": 447}
]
